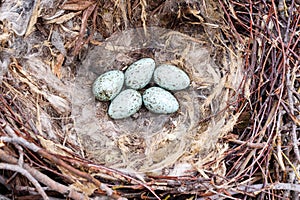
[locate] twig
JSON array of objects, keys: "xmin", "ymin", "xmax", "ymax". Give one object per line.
[
  {"xmin": 228, "ymin": 139, "xmax": 266, "ymax": 149},
  {"xmin": 286, "ymin": 67, "xmax": 300, "ymax": 163},
  {"xmin": 0, "ymin": 194, "xmax": 10, "ymax": 200},
  {"xmin": 0, "ymin": 175, "xmax": 11, "ymax": 190},
  {"xmin": 0, "ymin": 163, "xmax": 49, "ymax": 200},
  {"xmin": 1, "ymin": 119, "xmax": 159, "ymax": 200},
  {"xmin": 198, "ymin": 183, "xmax": 300, "ymax": 199},
  {"xmin": 275, "ymin": 110, "xmax": 286, "ymax": 171},
  {"xmin": 73, "ymin": 3, "xmax": 97, "ymax": 55},
  {"xmin": 0, "ymin": 149, "xmax": 86, "ymax": 200},
  {"xmin": 0, "ymin": 136, "xmax": 40, "ymax": 152},
  {"xmin": 0, "ymin": 120, "xmax": 118, "ymax": 199},
  {"xmin": 236, "ymin": 183, "xmax": 300, "ymax": 193},
  {"xmin": 140, "ymin": 0, "xmax": 148, "ymax": 37},
  {"xmin": 281, "ymin": 152, "xmax": 300, "ymax": 180},
  {"xmin": 88, "ymin": 163, "xmax": 161, "ymax": 200}
]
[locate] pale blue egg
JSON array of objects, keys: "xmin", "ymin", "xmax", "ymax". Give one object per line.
[
  {"xmin": 153, "ymin": 64, "xmax": 190, "ymax": 91},
  {"xmin": 125, "ymin": 58, "xmax": 155, "ymax": 89},
  {"xmin": 143, "ymin": 87, "xmax": 179, "ymax": 114},
  {"xmin": 92, "ymin": 70, "xmax": 124, "ymax": 101},
  {"xmin": 108, "ymin": 89, "xmax": 142, "ymax": 119}
]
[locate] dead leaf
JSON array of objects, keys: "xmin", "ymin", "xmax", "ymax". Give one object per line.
[
  {"xmin": 187, "ymin": 8, "xmax": 204, "ymax": 22},
  {"xmin": 25, "ymin": 0, "xmax": 40, "ymax": 37},
  {"xmin": 290, "ymin": 114, "xmax": 300, "ymax": 126},
  {"xmin": 37, "ymin": 136, "xmax": 74, "ymax": 157},
  {"xmin": 70, "ymin": 180, "xmax": 97, "ymax": 196},
  {"xmin": 61, "ymin": 0, "xmax": 96, "ymax": 11},
  {"xmin": 73, "ymin": 3, "xmax": 97, "ymax": 55},
  {"xmin": 52, "ymin": 53, "xmax": 64, "ymax": 79},
  {"xmin": 47, "ymin": 94, "xmax": 70, "ymax": 114},
  {"xmin": 0, "ymin": 140, "xmax": 5, "ymax": 148},
  {"xmin": 46, "ymin": 11, "xmax": 82, "ymax": 24}
]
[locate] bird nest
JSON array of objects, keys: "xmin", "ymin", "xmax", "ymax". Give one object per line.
[
  {"xmin": 73, "ymin": 26, "xmax": 236, "ymax": 173},
  {"xmin": 0, "ymin": 0, "xmax": 299, "ymax": 199}
]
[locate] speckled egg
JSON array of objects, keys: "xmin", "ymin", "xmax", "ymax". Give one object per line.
[
  {"xmin": 153, "ymin": 64, "xmax": 190, "ymax": 91},
  {"xmin": 143, "ymin": 87, "xmax": 179, "ymax": 114},
  {"xmin": 125, "ymin": 58, "xmax": 155, "ymax": 89},
  {"xmin": 108, "ymin": 89, "xmax": 142, "ymax": 119},
  {"xmin": 92, "ymin": 70, "xmax": 124, "ymax": 101}
]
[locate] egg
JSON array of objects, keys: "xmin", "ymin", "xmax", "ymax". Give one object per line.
[
  {"xmin": 108, "ymin": 89, "xmax": 142, "ymax": 119},
  {"xmin": 143, "ymin": 87, "xmax": 179, "ymax": 114},
  {"xmin": 153, "ymin": 64, "xmax": 190, "ymax": 91},
  {"xmin": 92, "ymin": 70, "xmax": 124, "ymax": 101},
  {"xmin": 125, "ymin": 58, "xmax": 155, "ymax": 89}
]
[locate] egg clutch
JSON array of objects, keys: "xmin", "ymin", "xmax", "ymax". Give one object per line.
[{"xmin": 92, "ymin": 58, "xmax": 190, "ymax": 119}]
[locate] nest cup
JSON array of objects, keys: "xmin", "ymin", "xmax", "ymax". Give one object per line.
[{"xmin": 73, "ymin": 27, "xmax": 236, "ymax": 174}]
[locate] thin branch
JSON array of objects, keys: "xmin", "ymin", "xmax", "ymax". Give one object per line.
[
  {"xmin": 198, "ymin": 183, "xmax": 300, "ymax": 199},
  {"xmin": 286, "ymin": 67, "xmax": 300, "ymax": 162},
  {"xmin": 0, "ymin": 136, "xmax": 40, "ymax": 152},
  {"xmin": 0, "ymin": 121, "xmax": 117, "ymax": 198},
  {"xmin": 236, "ymin": 183, "xmax": 300, "ymax": 193},
  {"xmin": 0, "ymin": 163, "xmax": 49, "ymax": 200},
  {"xmin": 0, "ymin": 149, "xmax": 86, "ymax": 200}
]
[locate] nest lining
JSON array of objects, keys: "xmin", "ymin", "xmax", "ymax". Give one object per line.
[{"xmin": 72, "ymin": 27, "xmax": 236, "ymax": 174}]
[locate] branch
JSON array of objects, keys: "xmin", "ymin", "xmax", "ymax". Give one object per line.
[
  {"xmin": 0, "ymin": 120, "xmax": 117, "ymax": 198},
  {"xmin": 0, "ymin": 163, "xmax": 49, "ymax": 200},
  {"xmin": 286, "ymin": 67, "xmax": 300, "ymax": 162},
  {"xmin": 236, "ymin": 183, "xmax": 300, "ymax": 193},
  {"xmin": 0, "ymin": 149, "xmax": 86, "ymax": 200},
  {"xmin": 198, "ymin": 182, "xmax": 300, "ymax": 199}
]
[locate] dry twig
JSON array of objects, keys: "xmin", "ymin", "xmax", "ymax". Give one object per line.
[{"xmin": 0, "ymin": 163, "xmax": 49, "ymax": 200}]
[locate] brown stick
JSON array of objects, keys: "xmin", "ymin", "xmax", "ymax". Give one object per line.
[
  {"xmin": 286, "ymin": 67, "xmax": 300, "ymax": 163},
  {"xmin": 0, "ymin": 150, "xmax": 86, "ymax": 200},
  {"xmin": 1, "ymin": 118, "xmax": 158, "ymax": 199},
  {"xmin": 0, "ymin": 163, "xmax": 49, "ymax": 200},
  {"xmin": 0, "ymin": 119, "xmax": 116, "ymax": 199},
  {"xmin": 198, "ymin": 183, "xmax": 300, "ymax": 200}
]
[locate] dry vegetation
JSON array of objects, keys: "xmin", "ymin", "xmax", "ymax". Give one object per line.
[{"xmin": 0, "ymin": 0, "xmax": 299, "ymax": 199}]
